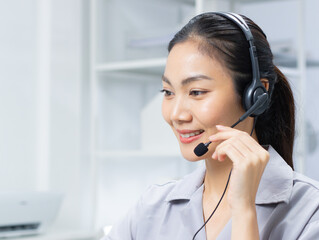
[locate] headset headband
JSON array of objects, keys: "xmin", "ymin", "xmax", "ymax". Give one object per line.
[
  {"xmin": 212, "ymin": 12, "xmax": 268, "ymax": 116},
  {"xmin": 214, "ymin": 12, "xmax": 260, "ymax": 89}
]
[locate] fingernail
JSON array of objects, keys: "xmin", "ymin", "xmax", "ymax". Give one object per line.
[{"xmin": 216, "ymin": 125, "xmax": 224, "ymax": 129}]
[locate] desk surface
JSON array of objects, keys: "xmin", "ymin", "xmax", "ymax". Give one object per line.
[{"xmin": 6, "ymin": 230, "xmax": 97, "ymax": 240}]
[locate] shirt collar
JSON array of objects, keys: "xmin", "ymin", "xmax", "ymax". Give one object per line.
[
  {"xmin": 255, "ymin": 145, "xmax": 293, "ymax": 204},
  {"xmin": 165, "ymin": 163, "xmax": 206, "ymax": 202},
  {"xmin": 165, "ymin": 145, "xmax": 293, "ymax": 205}
]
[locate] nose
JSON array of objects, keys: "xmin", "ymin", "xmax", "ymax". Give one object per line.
[{"xmin": 171, "ymin": 97, "xmax": 192, "ymax": 124}]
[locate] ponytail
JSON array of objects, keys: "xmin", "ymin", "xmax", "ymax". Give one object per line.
[{"xmin": 255, "ymin": 66, "xmax": 295, "ymax": 169}]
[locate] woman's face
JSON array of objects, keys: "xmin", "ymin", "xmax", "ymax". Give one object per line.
[{"xmin": 162, "ymin": 40, "xmax": 251, "ymax": 161}]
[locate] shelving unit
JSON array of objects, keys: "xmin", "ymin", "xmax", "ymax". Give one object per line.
[
  {"xmin": 89, "ymin": 0, "xmax": 199, "ymax": 231},
  {"xmin": 89, "ymin": 0, "xmax": 309, "ymax": 233}
]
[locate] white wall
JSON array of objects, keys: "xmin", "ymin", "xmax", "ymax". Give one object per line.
[
  {"xmin": 0, "ymin": 0, "xmax": 91, "ymax": 232},
  {"xmin": 0, "ymin": 0, "xmax": 38, "ymax": 191},
  {"xmin": 48, "ymin": 0, "xmax": 91, "ymax": 231}
]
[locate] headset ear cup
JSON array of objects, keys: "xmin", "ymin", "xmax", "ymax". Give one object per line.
[
  {"xmin": 243, "ymin": 83, "xmax": 254, "ymax": 112},
  {"xmin": 253, "ymin": 87, "xmax": 269, "ymax": 116},
  {"xmin": 243, "ymin": 84, "xmax": 269, "ymax": 117}
]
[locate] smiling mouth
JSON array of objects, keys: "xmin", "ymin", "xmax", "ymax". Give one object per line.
[{"xmin": 180, "ymin": 130, "xmax": 204, "ymax": 138}]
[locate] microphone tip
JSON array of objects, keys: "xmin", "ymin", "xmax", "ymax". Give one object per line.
[{"xmin": 194, "ymin": 143, "xmax": 209, "ymax": 157}]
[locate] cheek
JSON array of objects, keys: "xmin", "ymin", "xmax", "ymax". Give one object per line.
[
  {"xmin": 193, "ymin": 94, "xmax": 243, "ymax": 127},
  {"xmin": 194, "ymin": 98, "xmax": 225, "ymax": 127}
]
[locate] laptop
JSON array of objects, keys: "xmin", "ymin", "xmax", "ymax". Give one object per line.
[{"xmin": 0, "ymin": 192, "xmax": 63, "ymax": 238}]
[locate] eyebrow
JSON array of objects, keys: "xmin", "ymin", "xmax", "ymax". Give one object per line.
[{"xmin": 161, "ymin": 74, "xmax": 213, "ymax": 86}]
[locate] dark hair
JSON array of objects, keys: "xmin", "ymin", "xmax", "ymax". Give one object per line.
[{"xmin": 168, "ymin": 12, "xmax": 295, "ymax": 169}]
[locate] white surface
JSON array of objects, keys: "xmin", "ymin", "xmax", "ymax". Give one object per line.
[
  {"xmin": 0, "ymin": 192, "xmax": 62, "ymax": 238},
  {"xmin": 103, "ymin": 225, "xmax": 112, "ymax": 236},
  {"xmin": 35, "ymin": 0, "xmax": 51, "ymax": 192},
  {"xmin": 0, "ymin": 0, "xmax": 38, "ymax": 192},
  {"xmin": 0, "ymin": 0, "xmax": 95, "ymax": 233},
  {"xmin": 47, "ymin": 0, "xmax": 92, "ymax": 232},
  {"xmin": 7, "ymin": 230, "xmax": 97, "ymax": 240},
  {"xmin": 95, "ymin": 58, "xmax": 166, "ymax": 72}
]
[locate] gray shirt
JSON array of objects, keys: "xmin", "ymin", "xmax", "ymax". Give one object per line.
[{"xmin": 103, "ymin": 146, "xmax": 319, "ymax": 239}]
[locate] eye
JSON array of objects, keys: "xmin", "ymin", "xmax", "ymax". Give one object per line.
[
  {"xmin": 190, "ymin": 90, "xmax": 207, "ymax": 96},
  {"xmin": 160, "ymin": 89, "xmax": 174, "ymax": 97}
]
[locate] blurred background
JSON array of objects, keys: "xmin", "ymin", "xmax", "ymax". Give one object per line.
[{"xmin": 1, "ymin": 0, "xmax": 319, "ymax": 239}]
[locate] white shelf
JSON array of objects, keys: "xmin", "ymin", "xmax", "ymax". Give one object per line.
[
  {"xmin": 95, "ymin": 58, "xmax": 166, "ymax": 72},
  {"xmin": 95, "ymin": 150, "xmax": 181, "ymax": 159}
]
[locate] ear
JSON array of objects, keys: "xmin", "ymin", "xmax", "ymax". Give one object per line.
[{"xmin": 261, "ymin": 78, "xmax": 269, "ymax": 91}]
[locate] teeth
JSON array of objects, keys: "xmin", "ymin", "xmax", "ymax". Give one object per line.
[{"xmin": 181, "ymin": 130, "xmax": 203, "ymax": 138}]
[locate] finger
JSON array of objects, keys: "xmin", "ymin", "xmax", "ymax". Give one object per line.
[
  {"xmin": 237, "ymin": 134, "xmax": 259, "ymax": 152},
  {"xmin": 216, "ymin": 125, "xmax": 233, "ymax": 131},
  {"xmin": 212, "ymin": 138, "xmax": 231, "ymax": 160},
  {"xmin": 214, "ymin": 138, "xmax": 245, "ymax": 161},
  {"xmin": 209, "ymin": 128, "xmax": 249, "ymax": 142},
  {"xmin": 212, "ymin": 126, "xmax": 261, "ymax": 150},
  {"xmin": 237, "ymin": 134, "xmax": 269, "ymax": 161},
  {"xmin": 231, "ymin": 138, "xmax": 256, "ymax": 160},
  {"xmin": 235, "ymin": 136, "xmax": 270, "ymax": 166},
  {"xmin": 213, "ymin": 137, "xmax": 256, "ymax": 161},
  {"xmin": 215, "ymin": 142, "xmax": 246, "ymax": 163},
  {"xmin": 216, "ymin": 124, "xmax": 243, "ymax": 133},
  {"xmin": 210, "ymin": 125, "xmax": 268, "ymax": 163}
]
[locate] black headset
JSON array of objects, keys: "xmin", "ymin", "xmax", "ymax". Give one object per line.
[
  {"xmin": 214, "ymin": 12, "xmax": 269, "ymax": 116},
  {"xmin": 194, "ymin": 12, "xmax": 270, "ymax": 158},
  {"xmin": 192, "ymin": 12, "xmax": 270, "ymax": 239}
]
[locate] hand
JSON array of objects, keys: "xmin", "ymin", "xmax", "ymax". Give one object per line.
[{"xmin": 209, "ymin": 125, "xmax": 270, "ymax": 215}]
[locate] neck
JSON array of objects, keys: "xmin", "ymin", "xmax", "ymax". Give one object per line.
[
  {"xmin": 203, "ymin": 119, "xmax": 259, "ymax": 199},
  {"xmin": 204, "ymin": 158, "xmax": 233, "ymax": 200}
]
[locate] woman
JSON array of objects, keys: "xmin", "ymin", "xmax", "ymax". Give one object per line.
[{"xmin": 103, "ymin": 12, "xmax": 319, "ymax": 239}]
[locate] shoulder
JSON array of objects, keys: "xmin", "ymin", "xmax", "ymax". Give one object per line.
[
  {"xmin": 103, "ymin": 179, "xmax": 184, "ymax": 239},
  {"xmin": 293, "ymin": 171, "xmax": 319, "ymax": 190},
  {"xmin": 291, "ymin": 171, "xmax": 319, "ymax": 203},
  {"xmin": 141, "ymin": 164, "xmax": 206, "ymax": 206},
  {"xmin": 291, "ymin": 173, "xmax": 319, "ymax": 237},
  {"xmin": 287, "ymin": 171, "xmax": 319, "ymax": 226},
  {"xmin": 260, "ymin": 146, "xmax": 319, "ymax": 206},
  {"xmin": 259, "ymin": 171, "xmax": 319, "ymax": 239},
  {"xmin": 141, "ymin": 180, "xmax": 179, "ymax": 205}
]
